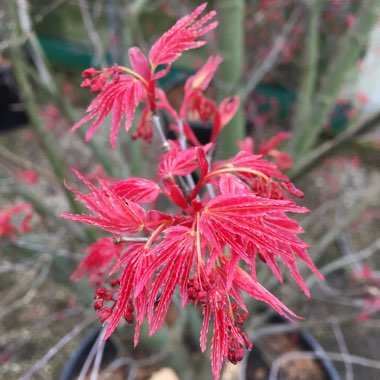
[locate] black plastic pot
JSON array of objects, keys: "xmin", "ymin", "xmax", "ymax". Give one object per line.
[
  {"xmin": 240, "ymin": 317, "xmax": 340, "ymax": 380},
  {"xmin": 0, "ymin": 64, "xmax": 28, "ymax": 131},
  {"xmin": 59, "ymin": 327, "xmax": 118, "ymax": 380}
]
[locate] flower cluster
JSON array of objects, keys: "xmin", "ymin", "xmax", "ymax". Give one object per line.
[{"xmin": 63, "ymin": 4, "xmax": 323, "ymax": 379}]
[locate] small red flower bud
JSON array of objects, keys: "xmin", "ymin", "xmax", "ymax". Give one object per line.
[
  {"xmin": 97, "ymin": 307, "xmax": 112, "ymax": 323},
  {"xmin": 94, "ymin": 300, "xmax": 103, "ymax": 310},
  {"xmin": 81, "ymin": 78, "xmax": 92, "ymax": 88},
  {"xmin": 124, "ymin": 312, "xmax": 135, "ymax": 324},
  {"xmin": 95, "ymin": 287, "xmax": 106, "ymax": 298},
  {"xmin": 90, "ymin": 76, "xmax": 107, "ymax": 93},
  {"xmin": 234, "ymin": 348, "xmax": 244, "ymax": 362},
  {"xmin": 82, "ymin": 68, "xmax": 97, "ymax": 78},
  {"xmin": 198, "ymin": 290, "xmax": 208, "ymax": 305},
  {"xmin": 95, "ymin": 287, "xmax": 113, "ymax": 301}
]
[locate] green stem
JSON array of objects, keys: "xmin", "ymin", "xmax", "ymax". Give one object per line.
[
  {"xmin": 15, "ymin": 17, "xmax": 116, "ymax": 175},
  {"xmin": 290, "ymin": 1, "xmax": 323, "ymax": 152},
  {"xmin": 8, "ymin": 0, "xmax": 98, "ymax": 242},
  {"xmin": 53, "ymin": 93, "xmax": 116, "ymax": 176},
  {"xmin": 216, "ymin": 0, "xmax": 245, "ymax": 159},
  {"xmin": 9, "ymin": 48, "xmax": 79, "ymax": 215},
  {"xmin": 289, "ymin": 110, "xmax": 380, "ymax": 180},
  {"xmin": 13, "ymin": 0, "xmax": 114, "ymax": 175},
  {"xmin": 292, "ymin": 1, "xmax": 380, "ymax": 158}
]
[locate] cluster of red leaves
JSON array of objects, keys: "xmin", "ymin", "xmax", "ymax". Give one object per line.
[
  {"xmin": 63, "ymin": 4, "xmax": 323, "ymax": 379},
  {"xmin": 72, "ymin": 3, "xmax": 217, "ymax": 148},
  {"xmin": 0, "ymin": 203, "xmax": 33, "ymax": 240},
  {"xmin": 63, "ymin": 146, "xmax": 323, "ymax": 378}
]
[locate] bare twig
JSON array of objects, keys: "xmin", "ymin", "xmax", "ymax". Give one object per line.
[
  {"xmin": 16, "ymin": 0, "xmax": 54, "ymax": 92},
  {"xmin": 290, "ymin": 110, "xmax": 380, "ymax": 180},
  {"xmin": 114, "ymin": 236, "xmax": 149, "ymax": 244},
  {"xmin": 307, "ymin": 237, "xmax": 380, "ymax": 287},
  {"xmin": 77, "ymin": 323, "xmax": 108, "ymax": 380},
  {"xmin": 78, "ymin": 0, "xmax": 107, "ymax": 67},
  {"xmin": 177, "ymin": 120, "xmax": 196, "ymax": 190},
  {"xmin": 17, "ymin": 317, "xmax": 94, "ymax": 380},
  {"xmin": 152, "ymin": 115, "xmax": 170, "ymax": 152},
  {"xmin": 240, "ymin": 9, "xmax": 300, "ymax": 102},
  {"xmin": 104, "ymin": 349, "xmax": 171, "ymax": 374},
  {"xmin": 11, "ymin": 0, "xmax": 116, "ymax": 176},
  {"xmin": 34, "ymin": 0, "xmax": 67, "ymax": 21},
  {"xmin": 0, "ymin": 256, "xmax": 51, "ymax": 319},
  {"xmin": 6, "ymin": 307, "xmax": 85, "ymax": 356},
  {"xmin": 309, "ymin": 182, "xmax": 380, "ymax": 260},
  {"xmin": 91, "ymin": 337, "xmax": 106, "ymax": 380},
  {"xmin": 0, "ymin": 146, "xmax": 58, "ymax": 183},
  {"xmin": 9, "ymin": 0, "xmax": 87, "ymax": 216},
  {"xmin": 332, "ymin": 319, "xmax": 353, "ymax": 380},
  {"xmin": 268, "ymin": 351, "xmax": 380, "ymax": 380}
]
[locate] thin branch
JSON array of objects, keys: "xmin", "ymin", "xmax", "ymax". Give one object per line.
[
  {"xmin": 77, "ymin": 323, "xmax": 108, "ymax": 380},
  {"xmin": 6, "ymin": 307, "xmax": 85, "ymax": 356},
  {"xmin": 9, "ymin": 0, "xmax": 85, "ymax": 216},
  {"xmin": 12, "ymin": 0, "xmax": 116, "ymax": 176},
  {"xmin": 177, "ymin": 120, "xmax": 196, "ymax": 190},
  {"xmin": 0, "ymin": 257, "xmax": 51, "ymax": 319},
  {"xmin": 16, "ymin": 0, "xmax": 54, "ymax": 92},
  {"xmin": 269, "ymin": 351, "xmax": 380, "ymax": 380},
  {"xmin": 17, "ymin": 317, "xmax": 94, "ymax": 380},
  {"xmin": 290, "ymin": 110, "xmax": 380, "ymax": 180},
  {"xmin": 332, "ymin": 319, "xmax": 353, "ymax": 380},
  {"xmin": 91, "ymin": 337, "xmax": 106, "ymax": 380},
  {"xmin": 34, "ymin": 0, "xmax": 67, "ymax": 22},
  {"xmin": 152, "ymin": 115, "xmax": 170, "ymax": 152},
  {"xmin": 308, "ymin": 182, "xmax": 380, "ymax": 261},
  {"xmin": 307, "ymin": 237, "xmax": 380, "ymax": 287},
  {"xmin": 0, "ymin": 146, "xmax": 58, "ymax": 183},
  {"xmin": 104, "ymin": 349, "xmax": 171, "ymax": 374},
  {"xmin": 114, "ymin": 236, "xmax": 149, "ymax": 244},
  {"xmin": 78, "ymin": 0, "xmax": 107, "ymax": 67},
  {"xmin": 240, "ymin": 9, "xmax": 300, "ymax": 102}
]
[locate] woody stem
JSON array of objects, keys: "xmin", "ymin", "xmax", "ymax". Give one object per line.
[
  {"xmin": 177, "ymin": 120, "xmax": 196, "ymax": 191},
  {"xmin": 113, "ymin": 236, "xmax": 149, "ymax": 244},
  {"xmin": 152, "ymin": 115, "xmax": 170, "ymax": 152}
]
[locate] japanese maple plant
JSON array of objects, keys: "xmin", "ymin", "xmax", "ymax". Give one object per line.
[{"xmin": 62, "ymin": 3, "xmax": 323, "ymax": 379}]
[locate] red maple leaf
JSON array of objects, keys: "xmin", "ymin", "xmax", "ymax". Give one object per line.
[
  {"xmin": 73, "ymin": 4, "xmax": 217, "ymax": 147},
  {"xmin": 62, "ymin": 170, "xmax": 146, "ymax": 235},
  {"xmin": 142, "ymin": 226, "xmax": 197, "ymax": 334},
  {"xmin": 149, "ymin": 3, "xmax": 217, "ymax": 69},
  {"xmin": 104, "ymin": 243, "xmax": 148, "ymax": 341},
  {"xmin": 72, "ymin": 75, "xmax": 143, "ymax": 148},
  {"xmin": 71, "ymin": 237, "xmax": 122, "ymax": 284},
  {"xmin": 111, "ymin": 178, "xmax": 161, "ymax": 204},
  {"xmin": 158, "ymin": 144, "xmax": 199, "ymax": 178}
]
